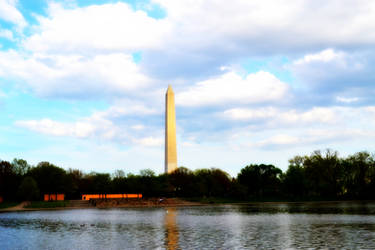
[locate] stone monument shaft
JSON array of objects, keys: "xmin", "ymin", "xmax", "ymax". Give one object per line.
[{"xmin": 165, "ymin": 85, "xmax": 177, "ymax": 173}]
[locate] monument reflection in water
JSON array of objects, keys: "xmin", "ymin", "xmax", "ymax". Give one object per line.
[
  {"xmin": 2, "ymin": 203, "xmax": 375, "ymax": 248},
  {"xmin": 164, "ymin": 207, "xmax": 179, "ymax": 250}
]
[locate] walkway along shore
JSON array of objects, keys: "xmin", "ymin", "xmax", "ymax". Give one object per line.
[{"xmin": 0, "ymin": 198, "xmax": 203, "ymax": 212}]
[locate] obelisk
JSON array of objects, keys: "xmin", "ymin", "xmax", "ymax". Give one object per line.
[{"xmin": 165, "ymin": 85, "xmax": 177, "ymax": 174}]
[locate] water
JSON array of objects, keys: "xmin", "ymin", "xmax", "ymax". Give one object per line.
[{"xmin": 1, "ymin": 202, "xmax": 375, "ymax": 249}]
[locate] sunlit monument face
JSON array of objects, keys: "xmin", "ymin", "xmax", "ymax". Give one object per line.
[{"xmin": 165, "ymin": 85, "xmax": 178, "ymax": 174}]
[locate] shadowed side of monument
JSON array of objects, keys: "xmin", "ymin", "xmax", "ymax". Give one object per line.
[{"xmin": 165, "ymin": 85, "xmax": 178, "ymax": 174}]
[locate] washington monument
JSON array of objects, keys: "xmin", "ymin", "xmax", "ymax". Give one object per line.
[{"xmin": 165, "ymin": 85, "xmax": 177, "ymax": 173}]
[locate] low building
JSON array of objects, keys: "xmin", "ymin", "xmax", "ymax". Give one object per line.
[
  {"xmin": 82, "ymin": 194, "xmax": 142, "ymax": 200},
  {"xmin": 44, "ymin": 194, "xmax": 65, "ymax": 201}
]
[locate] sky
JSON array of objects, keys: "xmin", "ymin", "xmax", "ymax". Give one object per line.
[{"xmin": 1, "ymin": 0, "xmax": 375, "ymax": 176}]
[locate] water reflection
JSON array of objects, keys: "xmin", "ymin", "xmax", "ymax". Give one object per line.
[
  {"xmin": 164, "ymin": 208, "xmax": 179, "ymax": 250},
  {"xmin": 1, "ymin": 203, "xmax": 375, "ymax": 249},
  {"xmin": 236, "ymin": 201, "xmax": 375, "ymax": 215}
]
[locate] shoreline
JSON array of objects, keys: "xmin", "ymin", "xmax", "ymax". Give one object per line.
[
  {"xmin": 0, "ymin": 198, "xmax": 205, "ymax": 212},
  {"xmin": 0, "ymin": 204, "xmax": 205, "ymax": 213},
  {"xmin": 1, "ymin": 199, "xmax": 374, "ymax": 213}
]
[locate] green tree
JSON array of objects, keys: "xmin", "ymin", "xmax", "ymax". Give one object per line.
[
  {"xmin": 29, "ymin": 162, "xmax": 67, "ymax": 195},
  {"xmin": 92, "ymin": 173, "xmax": 111, "ymax": 194},
  {"xmin": 169, "ymin": 167, "xmax": 195, "ymax": 197},
  {"xmin": 0, "ymin": 160, "xmax": 20, "ymax": 200},
  {"xmin": 193, "ymin": 168, "xmax": 232, "ymax": 197},
  {"xmin": 140, "ymin": 169, "xmax": 156, "ymax": 177},
  {"xmin": 341, "ymin": 151, "xmax": 374, "ymax": 198},
  {"xmin": 139, "ymin": 169, "xmax": 157, "ymax": 197},
  {"xmin": 65, "ymin": 169, "xmax": 84, "ymax": 199},
  {"xmin": 11, "ymin": 158, "xmax": 30, "ymax": 176},
  {"xmin": 237, "ymin": 164, "xmax": 282, "ymax": 198},
  {"xmin": 209, "ymin": 168, "xmax": 231, "ymax": 197},
  {"xmin": 113, "ymin": 169, "xmax": 125, "ymax": 178},
  {"xmin": 282, "ymin": 156, "xmax": 308, "ymax": 198},
  {"xmin": 17, "ymin": 177, "xmax": 40, "ymax": 201},
  {"xmin": 303, "ymin": 149, "xmax": 341, "ymax": 198},
  {"xmin": 112, "ymin": 175, "xmax": 128, "ymax": 194},
  {"xmin": 194, "ymin": 169, "xmax": 212, "ymax": 197}
]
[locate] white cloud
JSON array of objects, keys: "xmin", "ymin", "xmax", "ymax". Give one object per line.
[
  {"xmin": 139, "ymin": 0, "xmax": 375, "ymax": 80},
  {"xmin": 290, "ymin": 49, "xmax": 361, "ymax": 73},
  {"xmin": 14, "ymin": 100, "xmax": 163, "ymax": 146},
  {"xmin": 336, "ymin": 96, "xmax": 359, "ymax": 103},
  {"xmin": 0, "ymin": 2, "xmax": 170, "ymax": 99},
  {"xmin": 253, "ymin": 128, "xmax": 375, "ymax": 150},
  {"xmin": 222, "ymin": 107, "xmax": 277, "ymax": 121},
  {"xmin": 0, "ymin": 51, "xmax": 151, "ymax": 98},
  {"xmin": 15, "ymin": 115, "xmax": 164, "ymax": 147},
  {"xmin": 222, "ymin": 105, "xmax": 375, "ymax": 131},
  {"xmin": 181, "ymin": 141, "xmax": 195, "ymax": 147},
  {"xmin": 0, "ymin": 0, "xmax": 26, "ymax": 29},
  {"xmin": 294, "ymin": 49, "xmax": 345, "ymax": 65},
  {"xmin": 281, "ymin": 107, "xmax": 336, "ymax": 124},
  {"xmin": 8, "ymin": 0, "xmax": 375, "ymax": 83},
  {"xmin": 2, "ymin": 1, "xmax": 375, "ymax": 103},
  {"xmin": 365, "ymin": 106, "xmax": 375, "ymax": 113},
  {"xmin": 289, "ymin": 48, "xmax": 372, "ymax": 98},
  {"xmin": 96, "ymin": 101, "xmax": 160, "ymax": 117},
  {"xmin": 131, "ymin": 124, "xmax": 145, "ymax": 131},
  {"xmin": 24, "ymin": 2, "xmax": 170, "ymax": 53},
  {"xmin": 222, "ymin": 107, "xmax": 336, "ymax": 125},
  {"xmin": 257, "ymin": 134, "xmax": 300, "ymax": 147},
  {"xmin": 0, "ymin": 28, "xmax": 14, "ymax": 40},
  {"xmin": 155, "ymin": 0, "xmax": 375, "ymax": 51},
  {"xmin": 15, "ymin": 118, "xmax": 98, "ymax": 138},
  {"xmin": 132, "ymin": 136, "xmax": 163, "ymax": 147},
  {"xmin": 224, "ymin": 105, "xmax": 375, "ymax": 150},
  {"xmin": 176, "ymin": 71, "xmax": 289, "ymax": 106}
]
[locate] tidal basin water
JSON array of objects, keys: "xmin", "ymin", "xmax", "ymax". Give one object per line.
[{"xmin": 1, "ymin": 202, "xmax": 375, "ymax": 249}]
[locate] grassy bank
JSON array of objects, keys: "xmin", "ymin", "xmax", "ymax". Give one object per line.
[
  {"xmin": 25, "ymin": 201, "xmax": 70, "ymax": 209},
  {"xmin": 0, "ymin": 202, "xmax": 19, "ymax": 209},
  {"xmin": 183, "ymin": 196, "xmax": 362, "ymax": 204},
  {"xmin": 183, "ymin": 197, "xmax": 252, "ymax": 204}
]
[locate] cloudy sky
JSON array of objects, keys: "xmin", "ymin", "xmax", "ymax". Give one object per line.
[{"xmin": 1, "ymin": 0, "xmax": 375, "ymax": 176}]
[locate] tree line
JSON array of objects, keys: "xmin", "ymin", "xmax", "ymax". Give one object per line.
[{"xmin": 1, "ymin": 149, "xmax": 374, "ymax": 202}]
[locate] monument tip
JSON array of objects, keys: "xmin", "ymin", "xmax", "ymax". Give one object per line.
[{"xmin": 167, "ymin": 85, "xmax": 173, "ymax": 93}]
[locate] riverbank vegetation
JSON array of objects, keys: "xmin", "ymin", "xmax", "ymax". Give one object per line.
[
  {"xmin": 0, "ymin": 202, "xmax": 18, "ymax": 209},
  {"xmin": 1, "ymin": 149, "xmax": 374, "ymax": 202},
  {"xmin": 25, "ymin": 201, "xmax": 69, "ymax": 209}
]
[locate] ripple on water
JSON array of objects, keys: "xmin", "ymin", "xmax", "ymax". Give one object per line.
[{"xmin": 1, "ymin": 203, "xmax": 375, "ymax": 249}]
